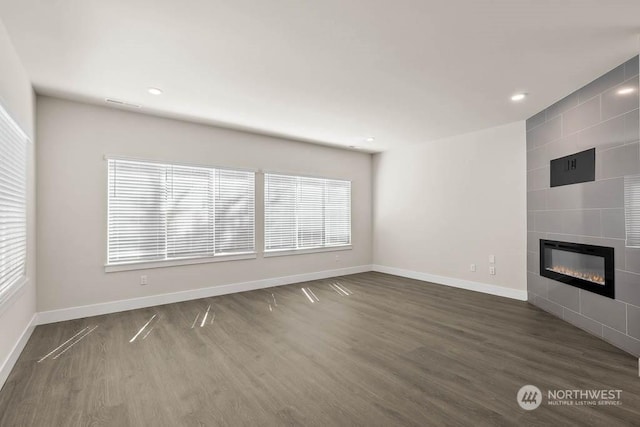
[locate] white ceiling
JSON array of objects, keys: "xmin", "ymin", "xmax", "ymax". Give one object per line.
[{"xmin": 0, "ymin": 1, "xmax": 639, "ymax": 152}]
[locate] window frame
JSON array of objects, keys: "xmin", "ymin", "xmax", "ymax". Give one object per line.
[
  {"xmin": 263, "ymin": 171, "xmax": 352, "ymax": 256},
  {"xmin": 624, "ymin": 174, "xmax": 640, "ymax": 248},
  {"xmin": 0, "ymin": 102, "xmax": 30, "ymax": 313},
  {"xmin": 105, "ymin": 156, "xmax": 257, "ymax": 272}
]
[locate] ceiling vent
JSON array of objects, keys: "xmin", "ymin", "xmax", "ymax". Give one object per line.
[{"xmin": 105, "ymin": 98, "xmax": 141, "ymax": 109}]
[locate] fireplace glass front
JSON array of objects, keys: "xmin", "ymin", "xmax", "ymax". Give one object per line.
[{"xmin": 543, "ymin": 248, "xmax": 605, "ymax": 285}]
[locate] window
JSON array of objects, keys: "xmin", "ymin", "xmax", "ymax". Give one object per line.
[
  {"xmin": 624, "ymin": 174, "xmax": 640, "ymax": 248},
  {"xmin": 107, "ymin": 159, "xmax": 254, "ymax": 267},
  {"xmin": 264, "ymin": 173, "xmax": 351, "ymax": 252},
  {"xmin": 0, "ymin": 105, "xmax": 28, "ymax": 308}
]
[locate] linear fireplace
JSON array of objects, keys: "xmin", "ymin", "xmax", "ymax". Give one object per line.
[{"xmin": 539, "ymin": 240, "xmax": 615, "ymax": 299}]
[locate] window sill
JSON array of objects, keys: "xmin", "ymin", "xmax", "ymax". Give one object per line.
[
  {"xmin": 105, "ymin": 252, "xmax": 257, "ymax": 273},
  {"xmin": 263, "ymin": 245, "xmax": 352, "ymax": 258}
]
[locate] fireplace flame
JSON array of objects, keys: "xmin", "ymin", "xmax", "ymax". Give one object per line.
[{"xmin": 547, "ymin": 265, "xmax": 605, "ymax": 285}]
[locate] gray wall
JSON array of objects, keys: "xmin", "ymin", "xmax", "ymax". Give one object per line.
[
  {"xmin": 36, "ymin": 97, "xmax": 372, "ymax": 312},
  {"xmin": 526, "ymin": 56, "xmax": 640, "ymax": 357},
  {"xmin": 372, "ymin": 122, "xmax": 527, "ymax": 297}
]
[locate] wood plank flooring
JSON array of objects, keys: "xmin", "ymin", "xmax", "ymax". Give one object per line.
[{"xmin": 0, "ymin": 272, "xmax": 638, "ymax": 426}]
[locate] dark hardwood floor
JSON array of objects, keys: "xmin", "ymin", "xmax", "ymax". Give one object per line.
[{"xmin": 0, "ymin": 272, "xmax": 638, "ymax": 426}]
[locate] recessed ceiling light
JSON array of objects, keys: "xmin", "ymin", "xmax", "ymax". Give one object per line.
[
  {"xmin": 147, "ymin": 87, "xmax": 163, "ymax": 95},
  {"xmin": 617, "ymin": 87, "xmax": 635, "ymax": 95},
  {"xmin": 365, "ymin": 136, "xmax": 375, "ymax": 142},
  {"xmin": 511, "ymin": 93, "xmax": 527, "ymax": 102}
]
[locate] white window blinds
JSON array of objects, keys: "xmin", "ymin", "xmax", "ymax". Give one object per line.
[
  {"xmin": 108, "ymin": 159, "xmax": 254, "ymax": 265},
  {"xmin": 265, "ymin": 173, "xmax": 351, "ymax": 251},
  {"xmin": 624, "ymin": 174, "xmax": 640, "ymax": 248},
  {"xmin": 0, "ymin": 105, "xmax": 28, "ymax": 308}
]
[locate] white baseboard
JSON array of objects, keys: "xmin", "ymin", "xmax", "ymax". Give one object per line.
[
  {"xmin": 372, "ymin": 265, "xmax": 528, "ymax": 301},
  {"xmin": 37, "ymin": 265, "xmax": 373, "ymax": 325},
  {"xmin": 38, "ymin": 264, "xmax": 527, "ymax": 324},
  {"xmin": 0, "ymin": 313, "xmax": 38, "ymax": 391}
]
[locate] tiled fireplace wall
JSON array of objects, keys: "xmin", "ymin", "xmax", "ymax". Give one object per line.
[{"xmin": 526, "ymin": 56, "xmax": 640, "ymax": 357}]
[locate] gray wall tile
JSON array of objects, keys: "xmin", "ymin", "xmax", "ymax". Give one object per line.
[
  {"xmin": 533, "ymin": 295, "xmax": 564, "ymax": 318},
  {"xmin": 527, "ymin": 145, "xmax": 548, "ymax": 171},
  {"xmin": 548, "ymin": 134, "xmax": 579, "ymax": 160},
  {"xmin": 626, "ymin": 247, "xmax": 640, "ymax": 274},
  {"xmin": 534, "ymin": 211, "xmax": 563, "ymax": 233},
  {"xmin": 562, "ymin": 209, "xmax": 601, "ymax": 237},
  {"xmin": 601, "ymin": 77, "xmax": 639, "ymax": 121},
  {"xmin": 577, "ymin": 114, "xmax": 627, "ymax": 151},
  {"xmin": 527, "ymin": 231, "xmax": 545, "ymax": 253},
  {"xmin": 527, "ymin": 189, "xmax": 547, "ymax": 211},
  {"xmin": 627, "ymin": 304, "xmax": 640, "ymax": 340},
  {"xmin": 601, "ymin": 143, "xmax": 640, "ymax": 179},
  {"xmin": 563, "ymin": 308, "xmax": 603, "ymax": 337},
  {"xmin": 624, "ymin": 110, "xmax": 640, "ymax": 142},
  {"xmin": 624, "ymin": 108, "xmax": 640, "ymax": 142},
  {"xmin": 583, "ymin": 178, "xmax": 624, "ymax": 209},
  {"xmin": 546, "ymin": 92, "xmax": 579, "ymax": 119},
  {"xmin": 528, "ymin": 116, "xmax": 561, "ymax": 148},
  {"xmin": 546, "ymin": 185, "xmax": 584, "ymax": 210},
  {"xmin": 601, "ymin": 209, "xmax": 625, "ymax": 239},
  {"xmin": 615, "ymin": 270, "xmax": 640, "ymax": 306},
  {"xmin": 527, "ymin": 167, "xmax": 549, "ymax": 191},
  {"xmin": 594, "ymin": 152, "xmax": 604, "ymax": 180},
  {"xmin": 544, "ymin": 233, "xmax": 566, "ymax": 242},
  {"xmin": 563, "ymin": 97, "xmax": 601, "ymax": 135},
  {"xmin": 526, "ymin": 110, "xmax": 546, "ymax": 132},
  {"xmin": 624, "ymin": 55, "xmax": 639, "ymax": 79},
  {"xmin": 603, "ymin": 326, "xmax": 640, "ymax": 357},
  {"xmin": 546, "ymin": 179, "xmax": 623, "ymax": 210},
  {"xmin": 527, "ymin": 251, "xmax": 538, "ymax": 274},
  {"xmin": 528, "ymin": 272, "xmax": 547, "ymax": 298},
  {"xmin": 580, "ymin": 290, "xmax": 627, "ymax": 332},
  {"xmin": 548, "ymin": 281, "xmax": 579, "ymax": 311},
  {"xmin": 578, "ymin": 63, "xmax": 625, "ymax": 103},
  {"xmin": 527, "ymin": 211, "xmax": 534, "ymax": 231}
]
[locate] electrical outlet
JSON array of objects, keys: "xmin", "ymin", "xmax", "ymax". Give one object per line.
[
  {"xmin": 335, "ymin": 255, "xmax": 340, "ymax": 263},
  {"xmin": 489, "ymin": 266, "xmax": 496, "ymax": 275},
  {"xmin": 470, "ymin": 264, "xmax": 476, "ymax": 272},
  {"xmin": 140, "ymin": 275, "xmax": 148, "ymax": 285},
  {"xmin": 489, "ymin": 255, "xmax": 495, "ymax": 264}
]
